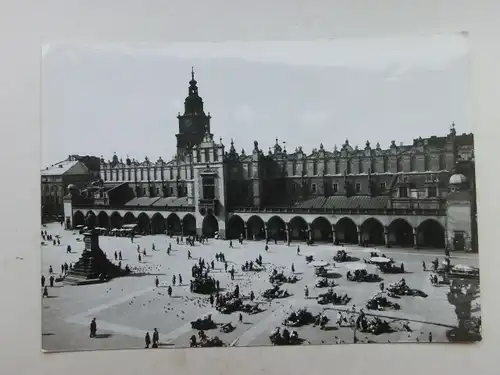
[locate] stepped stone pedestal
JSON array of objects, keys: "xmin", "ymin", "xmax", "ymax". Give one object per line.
[{"xmin": 64, "ymin": 230, "xmax": 129, "ymax": 285}]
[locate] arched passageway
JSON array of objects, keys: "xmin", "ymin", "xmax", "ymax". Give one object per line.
[
  {"xmin": 247, "ymin": 215, "xmax": 265, "ymax": 240},
  {"xmin": 360, "ymin": 218, "xmax": 385, "ymax": 246},
  {"xmin": 85, "ymin": 212, "xmax": 96, "ymax": 229},
  {"xmin": 110, "ymin": 212, "xmax": 122, "ymax": 229},
  {"xmin": 387, "ymin": 219, "xmax": 413, "ymax": 247},
  {"xmin": 417, "ymin": 219, "xmax": 445, "ymax": 249},
  {"xmin": 123, "ymin": 212, "xmax": 136, "ymax": 225},
  {"xmin": 335, "ymin": 217, "xmax": 358, "ymax": 244},
  {"xmin": 73, "ymin": 211, "xmax": 85, "ymax": 227},
  {"xmin": 310, "ymin": 217, "xmax": 332, "ymax": 242},
  {"xmin": 166, "ymin": 214, "xmax": 182, "ymax": 235},
  {"xmin": 267, "ymin": 216, "xmax": 286, "ymax": 241},
  {"xmin": 227, "ymin": 215, "xmax": 245, "ymax": 240},
  {"xmin": 202, "ymin": 214, "xmax": 219, "ymax": 238},
  {"xmin": 288, "ymin": 216, "xmax": 309, "ymax": 241},
  {"xmin": 182, "ymin": 214, "xmax": 197, "ymax": 236},
  {"xmin": 97, "ymin": 211, "xmax": 109, "ymax": 228},
  {"xmin": 137, "ymin": 213, "xmax": 151, "ymax": 234},
  {"xmin": 151, "ymin": 213, "xmax": 165, "ymax": 235}
]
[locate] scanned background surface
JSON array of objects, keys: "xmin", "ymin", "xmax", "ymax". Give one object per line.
[{"xmin": 0, "ymin": 0, "xmax": 499, "ymax": 374}]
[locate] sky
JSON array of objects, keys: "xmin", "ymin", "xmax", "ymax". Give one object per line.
[{"xmin": 41, "ymin": 34, "xmax": 471, "ymax": 167}]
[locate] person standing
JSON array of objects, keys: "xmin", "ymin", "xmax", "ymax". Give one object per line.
[
  {"xmin": 145, "ymin": 332, "xmax": 151, "ymax": 348},
  {"xmin": 49, "ymin": 275, "xmax": 54, "ymax": 287},
  {"xmin": 152, "ymin": 328, "xmax": 159, "ymax": 348},
  {"xmin": 41, "ymin": 275, "xmax": 46, "ymax": 287},
  {"xmin": 178, "ymin": 274, "xmax": 182, "ymax": 285},
  {"xmin": 172, "ymin": 275, "xmax": 176, "ymax": 286},
  {"xmin": 90, "ymin": 318, "xmax": 97, "ymax": 338},
  {"xmin": 155, "ymin": 276, "xmax": 159, "ymax": 288},
  {"xmin": 168, "ymin": 285, "xmax": 172, "ymax": 297}
]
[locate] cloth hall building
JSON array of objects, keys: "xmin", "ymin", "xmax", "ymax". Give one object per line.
[{"xmin": 64, "ymin": 70, "xmax": 478, "ymax": 252}]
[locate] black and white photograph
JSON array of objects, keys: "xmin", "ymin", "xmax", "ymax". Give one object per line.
[{"xmin": 40, "ymin": 34, "xmax": 481, "ymax": 352}]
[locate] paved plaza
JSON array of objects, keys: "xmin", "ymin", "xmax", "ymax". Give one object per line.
[{"xmin": 41, "ymin": 223, "xmax": 480, "ymax": 352}]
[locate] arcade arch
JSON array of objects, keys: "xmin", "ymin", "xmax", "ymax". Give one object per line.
[
  {"xmin": 335, "ymin": 217, "xmax": 358, "ymax": 244},
  {"xmin": 387, "ymin": 218, "xmax": 413, "ymax": 247},
  {"xmin": 97, "ymin": 211, "xmax": 109, "ymax": 229},
  {"xmin": 123, "ymin": 212, "xmax": 136, "ymax": 225},
  {"xmin": 151, "ymin": 213, "xmax": 165, "ymax": 235},
  {"xmin": 417, "ymin": 219, "xmax": 445, "ymax": 249},
  {"xmin": 182, "ymin": 214, "xmax": 197, "ymax": 236},
  {"xmin": 360, "ymin": 218, "xmax": 385, "ymax": 246},
  {"xmin": 247, "ymin": 215, "xmax": 265, "ymax": 240},
  {"xmin": 110, "ymin": 212, "xmax": 122, "ymax": 229},
  {"xmin": 137, "ymin": 212, "xmax": 151, "ymax": 234},
  {"xmin": 73, "ymin": 211, "xmax": 84, "ymax": 227},
  {"xmin": 267, "ymin": 216, "xmax": 287, "ymax": 241},
  {"xmin": 227, "ymin": 215, "xmax": 245, "ymax": 240},
  {"xmin": 202, "ymin": 214, "xmax": 219, "ymax": 238},
  {"xmin": 166, "ymin": 213, "xmax": 182, "ymax": 235},
  {"xmin": 288, "ymin": 216, "xmax": 308, "ymax": 241},
  {"xmin": 310, "ymin": 216, "xmax": 332, "ymax": 242}
]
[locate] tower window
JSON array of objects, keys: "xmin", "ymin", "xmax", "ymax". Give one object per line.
[
  {"xmin": 399, "ymin": 187, "xmax": 408, "ymax": 198},
  {"xmin": 156, "ymin": 187, "xmax": 160, "ymax": 196},
  {"xmin": 380, "ymin": 182, "xmax": 386, "ymax": 191},
  {"xmin": 428, "ymin": 186, "xmax": 437, "ymax": 198},
  {"xmin": 170, "ymin": 187, "xmax": 174, "ymax": 195},
  {"xmin": 333, "ymin": 183, "xmax": 338, "ymax": 193},
  {"xmin": 312, "ymin": 183, "xmax": 317, "ymax": 193},
  {"xmin": 355, "ymin": 183, "xmax": 361, "ymax": 193},
  {"xmin": 213, "ymin": 149, "xmax": 218, "ymax": 162},
  {"xmin": 202, "ymin": 177, "xmax": 216, "ymax": 200},
  {"xmin": 313, "ymin": 161, "xmax": 318, "ymax": 175},
  {"xmin": 204, "ymin": 149, "xmax": 210, "ymax": 163}
]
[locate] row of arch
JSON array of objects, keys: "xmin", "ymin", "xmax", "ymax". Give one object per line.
[
  {"xmin": 226, "ymin": 215, "xmax": 445, "ymax": 249},
  {"xmin": 73, "ymin": 211, "xmax": 220, "ymax": 238},
  {"xmin": 73, "ymin": 211, "xmax": 445, "ymax": 248}
]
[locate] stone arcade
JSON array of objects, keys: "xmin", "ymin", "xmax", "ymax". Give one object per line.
[{"xmin": 64, "ymin": 69, "xmax": 477, "ymax": 252}]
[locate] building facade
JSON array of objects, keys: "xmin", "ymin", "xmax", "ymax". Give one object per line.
[
  {"xmin": 41, "ymin": 158, "xmax": 91, "ymax": 219},
  {"xmin": 64, "ymin": 70, "xmax": 478, "ymax": 252}
]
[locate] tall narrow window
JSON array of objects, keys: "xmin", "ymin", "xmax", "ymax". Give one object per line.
[
  {"xmin": 313, "ymin": 161, "xmax": 318, "ymax": 175},
  {"xmin": 213, "ymin": 149, "xmax": 218, "ymax": 162},
  {"xmin": 202, "ymin": 177, "xmax": 216, "ymax": 199},
  {"xmin": 355, "ymin": 183, "xmax": 361, "ymax": 193},
  {"xmin": 399, "ymin": 187, "xmax": 408, "ymax": 198},
  {"xmin": 428, "ymin": 186, "xmax": 437, "ymax": 198},
  {"xmin": 312, "ymin": 183, "xmax": 317, "ymax": 193},
  {"xmin": 204, "ymin": 149, "xmax": 210, "ymax": 163},
  {"xmin": 333, "ymin": 183, "xmax": 338, "ymax": 193}
]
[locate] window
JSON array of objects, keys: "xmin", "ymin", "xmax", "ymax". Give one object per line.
[
  {"xmin": 170, "ymin": 187, "xmax": 174, "ymax": 195},
  {"xmin": 169, "ymin": 169, "xmax": 173, "ymax": 180},
  {"xmin": 428, "ymin": 186, "xmax": 437, "ymax": 198},
  {"xmin": 143, "ymin": 187, "xmax": 147, "ymax": 195},
  {"xmin": 355, "ymin": 183, "xmax": 361, "ymax": 193},
  {"xmin": 333, "ymin": 183, "xmax": 338, "ymax": 193},
  {"xmin": 156, "ymin": 187, "xmax": 160, "ymax": 195},
  {"xmin": 202, "ymin": 177, "xmax": 216, "ymax": 199},
  {"xmin": 313, "ymin": 161, "xmax": 318, "ymax": 175},
  {"xmin": 399, "ymin": 187, "xmax": 408, "ymax": 198},
  {"xmin": 292, "ymin": 162, "xmax": 297, "ymax": 176},
  {"xmin": 380, "ymin": 182, "xmax": 386, "ymax": 191},
  {"xmin": 312, "ymin": 183, "xmax": 317, "ymax": 193},
  {"xmin": 204, "ymin": 149, "xmax": 210, "ymax": 163},
  {"xmin": 248, "ymin": 164, "xmax": 253, "ymax": 178},
  {"xmin": 213, "ymin": 149, "xmax": 218, "ymax": 162}
]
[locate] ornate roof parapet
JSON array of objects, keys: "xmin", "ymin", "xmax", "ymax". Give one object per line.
[
  {"xmin": 376, "ymin": 142, "xmax": 381, "ymax": 150},
  {"xmin": 273, "ymin": 137, "xmax": 282, "ymax": 154}
]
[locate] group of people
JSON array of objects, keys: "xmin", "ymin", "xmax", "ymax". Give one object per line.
[{"xmin": 41, "ymin": 230, "xmax": 60, "ymax": 246}]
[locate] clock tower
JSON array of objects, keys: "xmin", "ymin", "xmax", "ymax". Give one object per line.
[{"xmin": 176, "ymin": 68, "xmax": 212, "ymax": 157}]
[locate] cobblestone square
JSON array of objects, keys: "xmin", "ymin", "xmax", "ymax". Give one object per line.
[{"xmin": 41, "ymin": 223, "xmax": 480, "ymax": 352}]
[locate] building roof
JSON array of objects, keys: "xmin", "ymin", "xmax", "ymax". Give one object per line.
[
  {"xmin": 293, "ymin": 196, "xmax": 391, "ymax": 210},
  {"xmin": 124, "ymin": 197, "xmax": 161, "ymax": 207},
  {"xmin": 41, "ymin": 160, "xmax": 88, "ymax": 176},
  {"xmin": 152, "ymin": 197, "xmax": 192, "ymax": 207}
]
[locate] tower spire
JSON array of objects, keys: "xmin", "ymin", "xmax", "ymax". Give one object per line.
[{"xmin": 191, "ymin": 66, "xmax": 195, "ymax": 81}]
